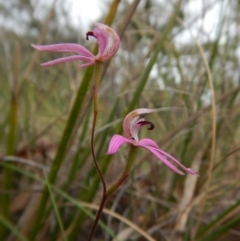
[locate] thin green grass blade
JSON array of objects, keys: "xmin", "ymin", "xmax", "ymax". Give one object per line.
[
  {"xmin": 0, "ymin": 215, "xmax": 28, "ymax": 241},
  {"xmin": 197, "ymin": 215, "xmax": 240, "ymax": 241},
  {"xmin": 0, "ymin": 93, "xmax": 18, "ymax": 240},
  {"xmin": 29, "ymin": 66, "xmax": 95, "ymax": 240},
  {"xmin": 0, "ymin": 161, "xmax": 119, "ymax": 241},
  {"xmin": 196, "ymin": 198, "xmax": 240, "ymax": 239},
  {"xmin": 44, "ymin": 172, "xmax": 67, "ymax": 241},
  {"xmin": 127, "ymin": 0, "xmax": 183, "ymax": 111}
]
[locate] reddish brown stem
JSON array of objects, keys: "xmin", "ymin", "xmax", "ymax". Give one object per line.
[
  {"xmin": 91, "ymin": 109, "xmax": 107, "ymax": 194},
  {"xmin": 87, "ymin": 146, "xmax": 136, "ymax": 240},
  {"xmin": 87, "ymin": 193, "xmax": 108, "ymax": 241}
]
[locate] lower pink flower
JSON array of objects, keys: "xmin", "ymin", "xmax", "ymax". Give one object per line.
[{"xmin": 107, "ymin": 108, "xmax": 199, "ymax": 176}]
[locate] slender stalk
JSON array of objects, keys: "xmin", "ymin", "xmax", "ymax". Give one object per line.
[
  {"xmin": 106, "ymin": 146, "xmax": 137, "ymax": 196},
  {"xmin": 87, "ymin": 146, "xmax": 137, "ymax": 241},
  {"xmin": 87, "ymin": 61, "xmax": 106, "ymax": 241},
  {"xmin": 86, "ymin": 194, "xmax": 108, "ymax": 241},
  {"xmin": 66, "ymin": 1, "xmax": 122, "ymax": 238},
  {"xmin": 91, "ymin": 62, "xmax": 106, "ymax": 194}
]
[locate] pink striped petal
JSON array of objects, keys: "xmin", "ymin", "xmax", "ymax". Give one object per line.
[
  {"xmin": 153, "ymin": 146, "xmax": 199, "ymax": 176},
  {"xmin": 123, "ymin": 108, "xmax": 153, "ymax": 140},
  {"xmin": 136, "ymin": 138, "xmax": 159, "ymax": 148},
  {"xmin": 106, "ymin": 134, "xmax": 133, "ymax": 155},
  {"xmin": 78, "ymin": 61, "xmax": 96, "ymax": 68},
  {"xmin": 138, "ymin": 139, "xmax": 199, "ymax": 176},
  {"xmin": 93, "ymin": 23, "xmax": 120, "ymax": 61},
  {"xmin": 137, "ymin": 142, "xmax": 185, "ymax": 175},
  {"xmin": 93, "ymin": 24, "xmax": 108, "ymax": 58},
  {"xmin": 40, "ymin": 55, "xmax": 94, "ymax": 67},
  {"xmin": 31, "ymin": 43, "xmax": 94, "ymax": 57}
]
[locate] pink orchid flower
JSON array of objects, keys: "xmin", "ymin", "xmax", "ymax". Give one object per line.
[
  {"xmin": 107, "ymin": 108, "xmax": 199, "ymax": 176},
  {"xmin": 31, "ymin": 23, "xmax": 120, "ymax": 68}
]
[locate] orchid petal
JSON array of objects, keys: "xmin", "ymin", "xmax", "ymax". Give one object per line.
[
  {"xmin": 31, "ymin": 43, "xmax": 94, "ymax": 57},
  {"xmin": 40, "ymin": 55, "xmax": 94, "ymax": 67},
  {"xmin": 129, "ymin": 117, "xmax": 142, "ymax": 141},
  {"xmin": 123, "ymin": 108, "xmax": 154, "ymax": 140},
  {"xmin": 155, "ymin": 147, "xmax": 199, "ymax": 176},
  {"xmin": 78, "ymin": 61, "xmax": 96, "ymax": 68},
  {"xmin": 137, "ymin": 142, "xmax": 185, "ymax": 175},
  {"xmin": 106, "ymin": 134, "xmax": 133, "ymax": 155},
  {"xmin": 137, "ymin": 138, "xmax": 159, "ymax": 148},
  {"xmin": 93, "ymin": 24, "xmax": 108, "ymax": 57},
  {"xmin": 138, "ymin": 139, "xmax": 199, "ymax": 176},
  {"xmin": 93, "ymin": 23, "xmax": 120, "ymax": 61}
]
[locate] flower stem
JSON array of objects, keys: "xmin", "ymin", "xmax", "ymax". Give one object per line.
[
  {"xmin": 91, "ymin": 61, "xmax": 106, "ymax": 193},
  {"xmin": 87, "ymin": 145, "xmax": 137, "ymax": 241},
  {"xmin": 106, "ymin": 146, "xmax": 137, "ymax": 196},
  {"xmin": 86, "ymin": 193, "xmax": 108, "ymax": 241}
]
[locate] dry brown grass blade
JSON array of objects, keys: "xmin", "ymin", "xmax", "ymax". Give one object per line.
[
  {"xmin": 78, "ymin": 201, "xmax": 157, "ymax": 241},
  {"xmin": 23, "ymin": 0, "xmax": 59, "ymax": 80},
  {"xmin": 158, "ymin": 85, "xmax": 240, "ymax": 146},
  {"xmin": 172, "ymin": 140, "xmax": 210, "ymax": 240}
]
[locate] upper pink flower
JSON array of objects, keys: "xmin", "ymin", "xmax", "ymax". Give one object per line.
[
  {"xmin": 31, "ymin": 23, "xmax": 120, "ymax": 68},
  {"xmin": 107, "ymin": 108, "xmax": 199, "ymax": 176}
]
